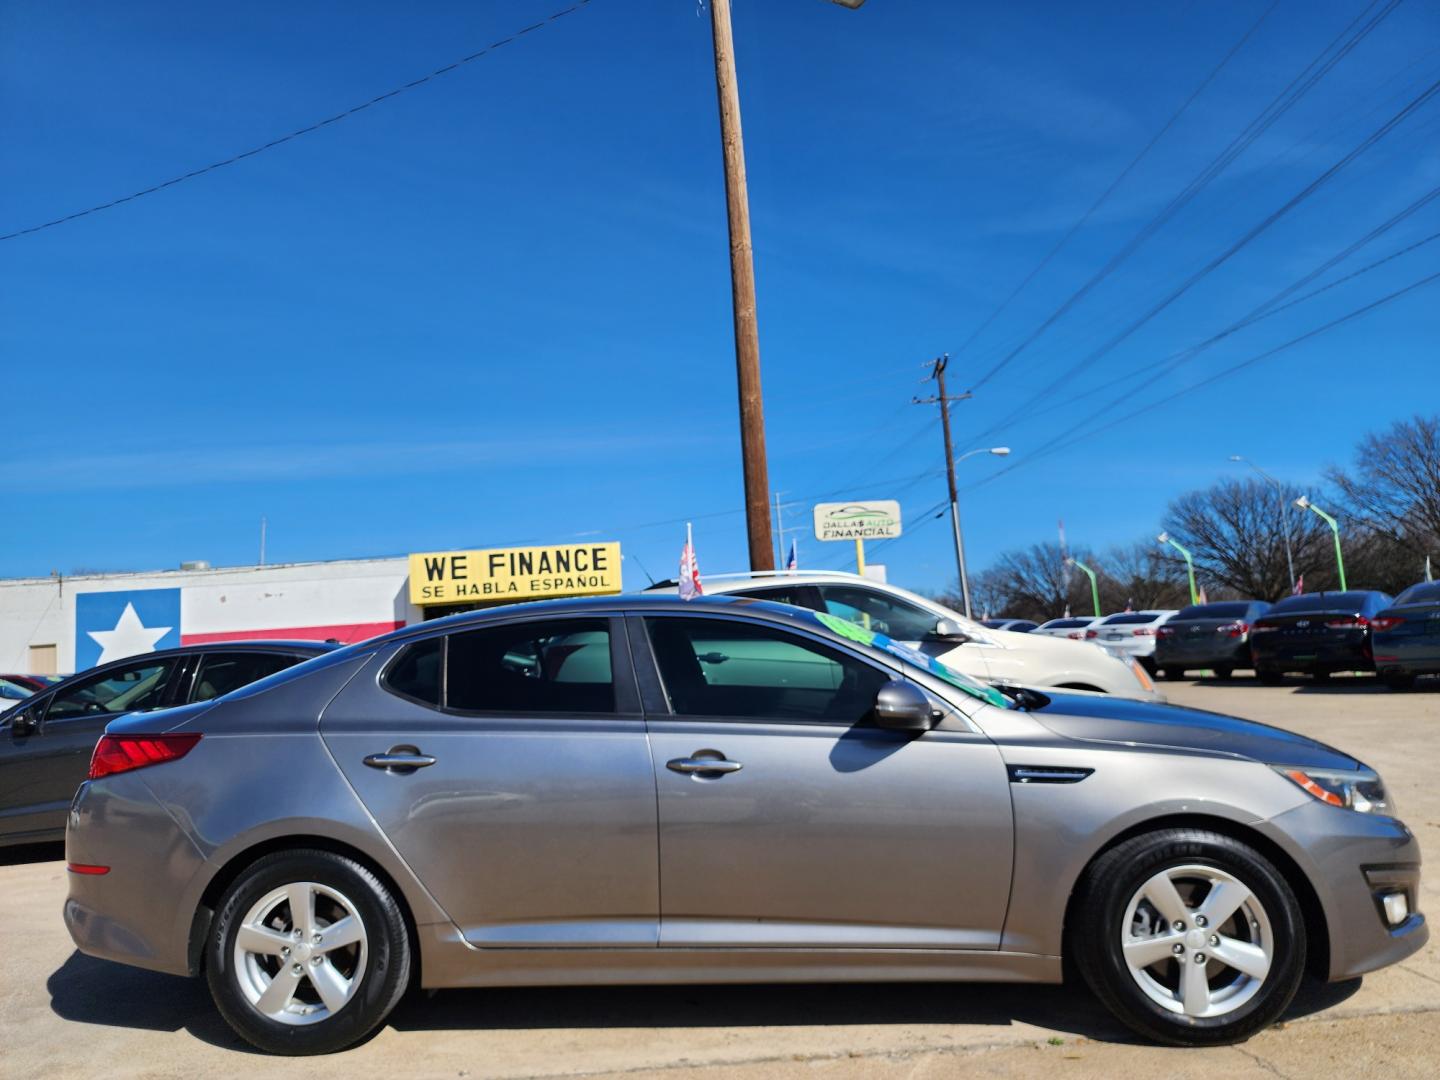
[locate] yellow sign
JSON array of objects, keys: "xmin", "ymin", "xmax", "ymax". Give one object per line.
[{"xmin": 408, "ymin": 543, "xmax": 623, "ymax": 605}]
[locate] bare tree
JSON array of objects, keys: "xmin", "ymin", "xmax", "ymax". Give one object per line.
[
  {"xmin": 1162, "ymin": 478, "xmax": 1332, "ymax": 601},
  {"xmin": 966, "ymin": 542, "xmax": 1092, "ymax": 622},
  {"xmin": 1327, "ymin": 414, "xmax": 1440, "ymax": 588},
  {"xmin": 1094, "ymin": 541, "xmax": 1191, "ymax": 611}
]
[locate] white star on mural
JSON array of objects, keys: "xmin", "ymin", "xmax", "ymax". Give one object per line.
[{"xmin": 87, "ymin": 602, "xmax": 173, "ymax": 665}]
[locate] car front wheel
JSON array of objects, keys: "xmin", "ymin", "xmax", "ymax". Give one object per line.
[
  {"xmin": 205, "ymin": 849, "xmax": 412, "ymax": 1055},
  {"xmin": 1072, "ymin": 829, "xmax": 1305, "ymax": 1046}
]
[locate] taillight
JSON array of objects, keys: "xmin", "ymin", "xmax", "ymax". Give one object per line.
[
  {"xmin": 1324, "ymin": 615, "xmax": 1368, "ymax": 629},
  {"xmin": 1085, "ymin": 629, "xmax": 1098, "ymax": 639},
  {"xmin": 88, "ymin": 733, "xmax": 202, "ymax": 780},
  {"xmin": 1133, "ymin": 628, "xmax": 1155, "ymax": 636},
  {"xmin": 1370, "ymin": 616, "xmax": 1404, "ymax": 632},
  {"xmin": 1156, "ymin": 627, "xmax": 1175, "ymax": 638},
  {"xmin": 1251, "ymin": 623, "xmax": 1279, "ymax": 634},
  {"xmin": 1217, "ymin": 621, "xmax": 1249, "ymax": 638}
]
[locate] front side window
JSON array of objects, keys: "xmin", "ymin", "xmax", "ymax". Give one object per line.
[
  {"xmin": 46, "ymin": 659, "xmax": 177, "ymax": 720},
  {"xmin": 645, "ymin": 616, "xmax": 889, "ymax": 724},
  {"xmin": 447, "ymin": 618, "xmax": 614, "ymax": 714},
  {"xmin": 816, "ymin": 586, "xmax": 940, "ymax": 642},
  {"xmin": 191, "ymin": 652, "xmax": 300, "ymax": 703}
]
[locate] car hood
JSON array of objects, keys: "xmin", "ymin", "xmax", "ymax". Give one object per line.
[{"xmin": 1027, "ymin": 692, "xmax": 1360, "ymax": 770}]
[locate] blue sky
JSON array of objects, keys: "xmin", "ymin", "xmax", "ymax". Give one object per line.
[{"xmin": 3, "ymin": 0, "xmax": 1438, "ymax": 594}]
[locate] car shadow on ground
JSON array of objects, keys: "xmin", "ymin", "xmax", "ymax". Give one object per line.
[
  {"xmin": 48, "ymin": 950, "xmax": 1363, "ymax": 1051},
  {"xmin": 1182, "ymin": 675, "xmax": 1410, "ymax": 695},
  {"xmin": 0, "ymin": 840, "xmax": 64, "ymax": 866}
]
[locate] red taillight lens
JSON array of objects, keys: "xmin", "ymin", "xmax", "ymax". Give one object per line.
[
  {"xmin": 1324, "ymin": 615, "xmax": 1368, "ymax": 629},
  {"xmin": 1251, "ymin": 623, "xmax": 1279, "ymax": 634},
  {"xmin": 1085, "ymin": 629, "xmax": 1098, "ymax": 639},
  {"xmin": 88, "ymin": 733, "xmax": 202, "ymax": 780},
  {"xmin": 1217, "ymin": 621, "xmax": 1249, "ymax": 638},
  {"xmin": 67, "ymin": 862, "xmax": 110, "ymax": 875},
  {"xmin": 1156, "ymin": 627, "xmax": 1175, "ymax": 638},
  {"xmin": 1133, "ymin": 628, "xmax": 1154, "ymax": 636},
  {"xmin": 1370, "ymin": 616, "xmax": 1403, "ymax": 632}
]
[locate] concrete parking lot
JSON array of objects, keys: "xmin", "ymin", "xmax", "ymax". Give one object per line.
[{"xmin": 3, "ymin": 677, "xmax": 1436, "ymax": 1079}]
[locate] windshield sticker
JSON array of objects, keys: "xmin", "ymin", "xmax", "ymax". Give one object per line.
[{"xmin": 814, "ymin": 612, "xmax": 1007, "ymax": 708}]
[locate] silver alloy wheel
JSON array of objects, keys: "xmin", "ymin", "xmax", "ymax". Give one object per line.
[
  {"xmin": 233, "ymin": 881, "xmax": 368, "ymax": 1026},
  {"xmin": 1120, "ymin": 863, "xmax": 1273, "ymax": 1019}
]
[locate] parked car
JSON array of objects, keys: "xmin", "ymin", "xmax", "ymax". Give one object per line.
[
  {"xmin": 643, "ymin": 572, "xmax": 1158, "ymax": 699},
  {"xmin": 65, "ymin": 594, "xmax": 1425, "ymax": 1053},
  {"xmin": 981, "ymin": 618, "xmax": 1038, "ymax": 633},
  {"xmin": 1084, "ymin": 610, "xmax": 1179, "ymax": 671},
  {"xmin": 1371, "ymin": 581, "xmax": 1440, "ymax": 690},
  {"xmin": 0, "ymin": 678, "xmax": 34, "ymax": 712},
  {"xmin": 1033, "ymin": 615, "xmax": 1099, "ymax": 640},
  {"xmin": 1154, "ymin": 601, "xmax": 1272, "ymax": 680},
  {"xmin": 0, "ymin": 640, "xmax": 338, "ymax": 845},
  {"xmin": 1, "ymin": 673, "xmax": 55, "ymax": 693},
  {"xmin": 1249, "ymin": 591, "xmax": 1393, "ymax": 683}
]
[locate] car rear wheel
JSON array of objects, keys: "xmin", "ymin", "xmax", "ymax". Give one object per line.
[
  {"xmin": 1072, "ymin": 829, "xmax": 1305, "ymax": 1046},
  {"xmin": 205, "ymin": 849, "xmax": 411, "ymax": 1055},
  {"xmin": 1383, "ymin": 673, "xmax": 1416, "ymax": 691},
  {"xmin": 1213, "ymin": 667, "xmax": 1233, "ymax": 680},
  {"xmin": 1256, "ymin": 669, "xmax": 1283, "ymax": 686},
  {"xmin": 1312, "ymin": 670, "xmax": 1331, "ymax": 683}
]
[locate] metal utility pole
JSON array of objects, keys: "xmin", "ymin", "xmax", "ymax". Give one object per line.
[
  {"xmin": 259, "ymin": 516, "xmax": 267, "ymax": 566},
  {"xmin": 915, "ymin": 355, "xmax": 975, "ymax": 616},
  {"xmin": 708, "ymin": 0, "xmax": 773, "ymax": 571}
]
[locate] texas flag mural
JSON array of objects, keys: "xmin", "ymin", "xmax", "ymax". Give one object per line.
[{"xmin": 74, "ymin": 586, "xmax": 404, "ymax": 670}]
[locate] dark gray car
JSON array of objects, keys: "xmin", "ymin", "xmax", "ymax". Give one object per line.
[
  {"xmin": 1, "ymin": 640, "xmax": 335, "ymax": 845},
  {"xmin": 1154, "ymin": 601, "xmax": 1272, "ymax": 679},
  {"xmin": 63, "ymin": 596, "xmax": 1424, "ymax": 1054}
]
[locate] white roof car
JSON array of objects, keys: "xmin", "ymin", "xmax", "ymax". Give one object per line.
[
  {"xmin": 1084, "ymin": 610, "xmax": 1180, "ymax": 666},
  {"xmin": 642, "ymin": 572, "xmax": 1160, "ymax": 700},
  {"xmin": 1033, "ymin": 616, "xmax": 1100, "ymax": 641}
]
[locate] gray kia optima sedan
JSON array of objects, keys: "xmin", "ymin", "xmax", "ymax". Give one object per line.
[{"xmin": 63, "ymin": 596, "xmax": 1425, "ymax": 1054}]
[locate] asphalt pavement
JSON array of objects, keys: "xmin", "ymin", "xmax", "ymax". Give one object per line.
[{"xmin": 2, "ymin": 675, "xmax": 1436, "ymax": 1079}]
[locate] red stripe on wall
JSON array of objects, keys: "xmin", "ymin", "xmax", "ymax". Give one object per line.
[{"xmin": 180, "ymin": 621, "xmax": 404, "ymax": 646}]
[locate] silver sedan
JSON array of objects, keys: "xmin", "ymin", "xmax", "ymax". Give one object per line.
[{"xmin": 62, "ymin": 595, "xmax": 1425, "ymax": 1054}]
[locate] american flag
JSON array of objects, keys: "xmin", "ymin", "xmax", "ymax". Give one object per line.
[
  {"xmin": 678, "ymin": 523, "xmax": 703, "ymax": 600},
  {"xmin": 1293, "ymin": 574, "xmax": 1304, "ymax": 596},
  {"xmin": 785, "ymin": 538, "xmax": 798, "ymax": 573}
]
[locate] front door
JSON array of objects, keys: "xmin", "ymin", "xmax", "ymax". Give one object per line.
[
  {"xmin": 0, "ymin": 656, "xmax": 181, "ymax": 840},
  {"xmin": 636, "ymin": 613, "xmax": 1013, "ymax": 950},
  {"xmin": 321, "ymin": 616, "xmax": 660, "ymax": 948}
]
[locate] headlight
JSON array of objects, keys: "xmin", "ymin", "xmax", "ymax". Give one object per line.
[
  {"xmin": 1275, "ymin": 766, "xmax": 1389, "ymax": 814},
  {"xmin": 1105, "ymin": 648, "xmax": 1154, "ymax": 692}
]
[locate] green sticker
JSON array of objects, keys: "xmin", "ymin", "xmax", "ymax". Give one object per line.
[{"xmin": 814, "ymin": 611, "xmax": 1006, "ymax": 708}]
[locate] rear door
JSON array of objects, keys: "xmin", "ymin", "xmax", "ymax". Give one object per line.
[
  {"xmin": 0, "ymin": 656, "xmax": 182, "ymax": 839},
  {"xmin": 636, "ymin": 612, "xmax": 1013, "ymax": 950},
  {"xmin": 321, "ymin": 616, "xmax": 661, "ymax": 947}
]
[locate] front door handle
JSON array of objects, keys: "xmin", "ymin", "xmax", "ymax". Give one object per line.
[
  {"xmin": 667, "ymin": 754, "xmax": 742, "ymax": 776},
  {"xmin": 363, "ymin": 746, "xmax": 436, "ymax": 773}
]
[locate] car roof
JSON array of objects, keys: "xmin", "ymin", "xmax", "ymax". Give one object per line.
[{"xmin": 27, "ymin": 640, "xmax": 339, "ymax": 694}]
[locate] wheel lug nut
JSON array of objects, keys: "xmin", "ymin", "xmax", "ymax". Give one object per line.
[
  {"xmin": 1172, "ymin": 921, "xmax": 1185, "ymax": 932},
  {"xmin": 1172, "ymin": 943, "xmax": 1184, "ymax": 955},
  {"xmin": 292, "ymin": 929, "xmax": 302, "ymax": 940},
  {"xmin": 1209, "ymin": 934, "xmax": 1220, "ymax": 947},
  {"xmin": 281, "ymin": 946, "xmax": 290, "ymax": 957},
  {"xmin": 311, "ymin": 956, "xmax": 322, "ymax": 966},
  {"xmin": 1194, "ymin": 953, "xmax": 1207, "ymax": 964},
  {"xmin": 1195, "ymin": 916, "xmax": 1208, "ymax": 928},
  {"xmin": 291, "ymin": 963, "xmax": 302, "ymax": 974},
  {"xmin": 312, "ymin": 934, "xmax": 322, "ymax": 944}
]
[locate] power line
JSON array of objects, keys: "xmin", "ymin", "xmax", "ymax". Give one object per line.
[
  {"xmin": 966, "ymin": 0, "xmax": 1402, "ymax": 397},
  {"xmin": 0, "ymin": 1, "xmax": 597, "ymax": 242},
  {"xmin": 953, "ymin": 0, "xmax": 1281, "ymax": 363}
]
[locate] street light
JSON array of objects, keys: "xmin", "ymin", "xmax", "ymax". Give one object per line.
[
  {"xmin": 1295, "ymin": 496, "xmax": 1347, "ymax": 590},
  {"xmin": 1229, "ymin": 455, "xmax": 1296, "ymax": 593},
  {"xmin": 1157, "ymin": 531, "xmax": 1199, "ymax": 606},
  {"xmin": 951, "ymin": 447, "xmax": 1011, "ymax": 618},
  {"xmin": 1066, "ymin": 557, "xmax": 1101, "ymax": 618},
  {"xmin": 707, "ymin": 0, "xmax": 868, "ymax": 569}
]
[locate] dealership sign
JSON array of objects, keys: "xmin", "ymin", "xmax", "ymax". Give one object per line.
[
  {"xmin": 409, "ymin": 542, "xmax": 623, "ymax": 605},
  {"xmin": 812, "ymin": 501, "xmax": 903, "ymax": 542}
]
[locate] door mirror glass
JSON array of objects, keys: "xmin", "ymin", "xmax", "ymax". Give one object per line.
[
  {"xmin": 872, "ymin": 680, "xmax": 935, "ymax": 732},
  {"xmin": 932, "ymin": 618, "xmax": 969, "ymax": 641},
  {"xmin": 7, "ymin": 706, "xmax": 38, "ymax": 735}
]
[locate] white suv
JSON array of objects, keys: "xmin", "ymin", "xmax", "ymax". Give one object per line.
[{"xmin": 643, "ymin": 572, "xmax": 1160, "ymax": 700}]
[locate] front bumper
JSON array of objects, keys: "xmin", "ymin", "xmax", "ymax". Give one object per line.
[{"xmin": 1260, "ymin": 801, "xmax": 1426, "ymax": 981}]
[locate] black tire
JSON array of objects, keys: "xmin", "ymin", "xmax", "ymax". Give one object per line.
[
  {"xmin": 1071, "ymin": 828, "xmax": 1305, "ymax": 1046},
  {"xmin": 1256, "ymin": 669, "xmax": 1283, "ymax": 686},
  {"xmin": 1384, "ymin": 672, "xmax": 1416, "ymax": 691},
  {"xmin": 1311, "ymin": 669, "xmax": 1331, "ymax": 683},
  {"xmin": 205, "ymin": 849, "xmax": 412, "ymax": 1055},
  {"xmin": 1214, "ymin": 667, "xmax": 1234, "ymax": 680}
]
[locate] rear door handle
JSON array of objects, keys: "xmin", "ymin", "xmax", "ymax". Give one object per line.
[
  {"xmin": 667, "ymin": 755, "xmax": 742, "ymax": 775},
  {"xmin": 363, "ymin": 747, "xmax": 436, "ymax": 772}
]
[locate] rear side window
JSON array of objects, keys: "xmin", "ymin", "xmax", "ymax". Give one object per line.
[
  {"xmin": 46, "ymin": 659, "xmax": 178, "ymax": 720},
  {"xmin": 1043, "ymin": 618, "xmax": 1092, "ymax": 630},
  {"xmin": 448, "ymin": 618, "xmax": 614, "ymax": 714},
  {"xmin": 1268, "ymin": 592, "xmax": 1380, "ymax": 613},
  {"xmin": 191, "ymin": 652, "xmax": 301, "ymax": 703},
  {"xmin": 1102, "ymin": 613, "xmax": 1164, "ymax": 626},
  {"xmin": 730, "ymin": 585, "xmax": 817, "ymax": 609},
  {"xmin": 385, "ymin": 637, "xmax": 443, "ymax": 706}
]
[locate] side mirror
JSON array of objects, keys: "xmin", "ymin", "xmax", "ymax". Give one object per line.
[
  {"xmin": 7, "ymin": 707, "xmax": 38, "ymax": 736},
  {"xmin": 932, "ymin": 618, "xmax": 969, "ymax": 641},
  {"xmin": 873, "ymin": 680, "xmax": 935, "ymax": 732}
]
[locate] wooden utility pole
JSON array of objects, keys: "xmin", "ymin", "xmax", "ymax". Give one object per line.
[
  {"xmin": 914, "ymin": 355, "xmax": 975, "ymax": 616},
  {"xmin": 709, "ymin": 0, "xmax": 774, "ymax": 571}
]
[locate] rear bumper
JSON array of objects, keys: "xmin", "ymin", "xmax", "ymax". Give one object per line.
[
  {"xmin": 1373, "ymin": 638, "xmax": 1440, "ymax": 675},
  {"xmin": 1251, "ymin": 637, "xmax": 1372, "ymax": 673},
  {"xmin": 1258, "ymin": 802, "xmax": 1426, "ymax": 981},
  {"xmin": 1154, "ymin": 640, "xmax": 1250, "ymax": 669},
  {"xmin": 64, "ymin": 776, "xmax": 203, "ymax": 977}
]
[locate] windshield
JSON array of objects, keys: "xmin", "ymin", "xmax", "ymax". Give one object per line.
[{"xmin": 813, "ymin": 611, "xmax": 1007, "ymax": 708}]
